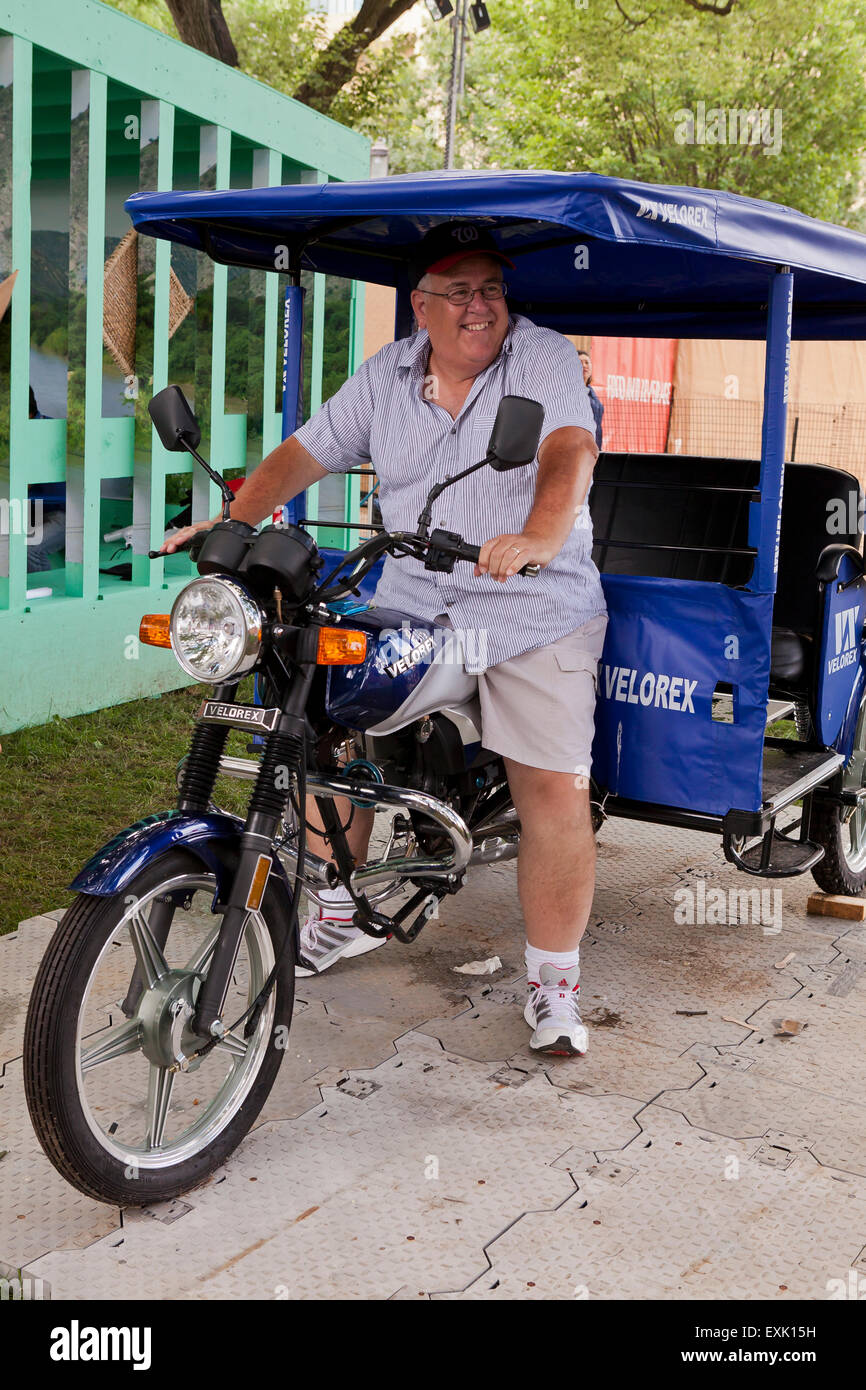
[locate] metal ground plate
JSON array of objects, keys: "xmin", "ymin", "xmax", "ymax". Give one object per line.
[{"xmin": 2, "ymin": 819, "xmax": 864, "ymax": 1299}]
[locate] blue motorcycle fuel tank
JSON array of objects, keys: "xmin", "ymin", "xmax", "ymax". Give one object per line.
[{"xmin": 325, "ymin": 605, "xmax": 477, "ymax": 735}]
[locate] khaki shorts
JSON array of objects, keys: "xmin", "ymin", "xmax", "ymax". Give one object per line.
[{"xmin": 439, "ymin": 612, "xmax": 609, "ymax": 776}]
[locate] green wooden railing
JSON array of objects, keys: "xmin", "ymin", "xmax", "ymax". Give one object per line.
[{"xmin": 0, "ymin": 0, "xmax": 370, "ymax": 732}]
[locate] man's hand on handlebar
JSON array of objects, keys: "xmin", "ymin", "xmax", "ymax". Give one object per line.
[
  {"xmin": 157, "ymin": 516, "xmax": 220, "ymax": 556},
  {"xmin": 475, "ymin": 531, "xmax": 555, "ymax": 582}
]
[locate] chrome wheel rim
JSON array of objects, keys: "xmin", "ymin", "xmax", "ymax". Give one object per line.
[{"xmin": 75, "ymin": 873, "xmax": 276, "ymax": 1172}]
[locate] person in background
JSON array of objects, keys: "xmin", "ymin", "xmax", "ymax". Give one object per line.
[
  {"xmin": 578, "ymin": 349, "xmax": 604, "ymax": 452},
  {"xmin": 27, "ymin": 387, "xmax": 67, "ymax": 573}
]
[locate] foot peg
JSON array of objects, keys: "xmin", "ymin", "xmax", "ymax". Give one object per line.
[{"xmin": 726, "ymin": 826, "xmax": 824, "ymax": 877}]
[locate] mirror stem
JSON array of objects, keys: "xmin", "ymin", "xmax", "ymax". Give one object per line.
[
  {"xmin": 416, "ymin": 453, "xmax": 493, "ymax": 539},
  {"xmin": 180, "ymin": 437, "xmax": 236, "ymax": 521}
]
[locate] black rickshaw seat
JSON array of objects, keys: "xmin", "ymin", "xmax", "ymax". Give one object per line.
[{"xmin": 590, "ymin": 455, "xmax": 863, "ymax": 696}]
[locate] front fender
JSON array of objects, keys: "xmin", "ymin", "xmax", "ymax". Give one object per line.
[{"xmin": 69, "ymin": 811, "xmax": 295, "ymax": 912}]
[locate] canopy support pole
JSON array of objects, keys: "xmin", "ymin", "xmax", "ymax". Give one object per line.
[
  {"xmin": 750, "ymin": 265, "xmax": 793, "ymax": 593},
  {"xmin": 279, "ymin": 256, "xmax": 306, "ymax": 525}
]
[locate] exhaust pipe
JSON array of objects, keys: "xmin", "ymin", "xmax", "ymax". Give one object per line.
[{"xmin": 216, "ymin": 756, "xmax": 473, "ymax": 890}]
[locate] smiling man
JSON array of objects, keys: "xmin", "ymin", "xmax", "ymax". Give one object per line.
[{"xmin": 164, "ymin": 221, "xmax": 607, "ymax": 1057}]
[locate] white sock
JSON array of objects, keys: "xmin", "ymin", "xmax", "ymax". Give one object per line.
[{"xmin": 525, "ymin": 942, "xmax": 580, "ymax": 987}]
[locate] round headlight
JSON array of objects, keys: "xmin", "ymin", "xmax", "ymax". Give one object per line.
[{"xmin": 169, "ymin": 576, "xmax": 262, "ymax": 683}]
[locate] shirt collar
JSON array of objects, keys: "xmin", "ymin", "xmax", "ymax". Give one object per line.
[{"xmin": 396, "ymin": 315, "xmax": 518, "ymax": 374}]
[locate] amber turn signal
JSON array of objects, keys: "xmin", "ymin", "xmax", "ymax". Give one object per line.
[
  {"xmin": 139, "ymin": 614, "xmax": 172, "ymax": 648},
  {"xmin": 316, "ymin": 626, "xmax": 367, "ymax": 665}
]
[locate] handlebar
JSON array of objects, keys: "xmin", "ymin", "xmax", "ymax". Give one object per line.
[
  {"xmin": 148, "ymin": 525, "xmax": 540, "ymax": 589},
  {"xmin": 148, "ymin": 532, "xmax": 206, "ymax": 560}
]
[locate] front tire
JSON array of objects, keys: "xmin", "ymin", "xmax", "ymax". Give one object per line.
[{"xmin": 24, "ymin": 850, "xmax": 295, "ymax": 1206}]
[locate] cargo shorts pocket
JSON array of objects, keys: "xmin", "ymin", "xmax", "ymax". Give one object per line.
[{"xmin": 551, "ymin": 616, "xmax": 608, "ymax": 690}]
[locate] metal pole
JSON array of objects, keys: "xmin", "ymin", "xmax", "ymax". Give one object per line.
[
  {"xmin": 280, "ymin": 273, "xmax": 307, "ymax": 526},
  {"xmin": 749, "ymin": 265, "xmax": 793, "ymax": 592},
  {"xmin": 443, "ymin": 0, "xmax": 464, "ymax": 169}
]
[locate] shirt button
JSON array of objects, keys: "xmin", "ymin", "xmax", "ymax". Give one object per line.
[{"xmin": 450, "ymin": 426, "xmax": 457, "ymax": 434}]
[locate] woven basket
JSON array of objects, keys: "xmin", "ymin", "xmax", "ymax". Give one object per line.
[
  {"xmin": 103, "ymin": 228, "xmax": 138, "ymax": 376},
  {"xmin": 103, "ymin": 230, "xmax": 194, "ymax": 376},
  {"xmin": 168, "ymin": 267, "xmax": 193, "ymax": 340}
]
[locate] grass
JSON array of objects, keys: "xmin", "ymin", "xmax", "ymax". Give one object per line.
[
  {"xmin": 0, "ymin": 681, "xmax": 256, "ymax": 934},
  {"xmin": 2, "ymin": 701, "xmax": 804, "ymax": 935}
]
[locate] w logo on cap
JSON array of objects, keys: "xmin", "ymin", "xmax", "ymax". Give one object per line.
[{"xmin": 453, "ymin": 225, "xmax": 479, "ymax": 243}]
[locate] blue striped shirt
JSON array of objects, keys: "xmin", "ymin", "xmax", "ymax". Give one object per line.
[{"xmin": 294, "ymin": 314, "xmax": 606, "ymax": 673}]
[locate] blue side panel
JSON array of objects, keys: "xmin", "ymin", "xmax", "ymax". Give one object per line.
[
  {"xmin": 832, "ymin": 652, "xmax": 866, "ymax": 765},
  {"xmin": 70, "ymin": 810, "xmax": 244, "ymax": 896},
  {"xmin": 817, "ymin": 557, "xmax": 866, "ymax": 747},
  {"xmin": 592, "ymin": 576, "xmax": 773, "ymax": 815}
]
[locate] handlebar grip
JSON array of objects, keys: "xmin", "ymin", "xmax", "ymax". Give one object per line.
[
  {"xmin": 458, "ymin": 541, "xmax": 539, "ymax": 577},
  {"xmin": 148, "ymin": 539, "xmax": 193, "ymax": 559},
  {"xmin": 148, "ymin": 534, "xmax": 199, "ymax": 559}
]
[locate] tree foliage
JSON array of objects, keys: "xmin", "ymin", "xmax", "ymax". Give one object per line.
[
  {"xmin": 105, "ymin": 0, "xmax": 866, "ymax": 225},
  {"xmin": 450, "ymin": 0, "xmax": 866, "ymax": 225}
]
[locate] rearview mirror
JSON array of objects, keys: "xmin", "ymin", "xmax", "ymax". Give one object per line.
[
  {"xmin": 487, "ymin": 395, "xmax": 545, "ymax": 472},
  {"xmin": 148, "ymin": 385, "xmax": 201, "ymax": 453}
]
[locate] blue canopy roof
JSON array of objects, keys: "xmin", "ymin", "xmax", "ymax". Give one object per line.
[{"xmin": 126, "ymin": 170, "xmax": 866, "ymax": 339}]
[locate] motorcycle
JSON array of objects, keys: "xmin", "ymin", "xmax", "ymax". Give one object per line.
[{"xmin": 23, "ymin": 386, "xmax": 546, "ymax": 1206}]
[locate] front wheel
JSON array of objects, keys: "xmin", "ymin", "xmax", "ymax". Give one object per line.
[
  {"xmin": 811, "ymin": 695, "xmax": 866, "ymax": 895},
  {"xmin": 23, "ymin": 850, "xmax": 295, "ymax": 1206}
]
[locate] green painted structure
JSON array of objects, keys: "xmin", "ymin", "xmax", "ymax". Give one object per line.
[{"xmin": 0, "ymin": 0, "xmax": 369, "ymax": 732}]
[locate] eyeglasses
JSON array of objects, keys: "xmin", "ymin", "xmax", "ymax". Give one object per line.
[{"xmin": 419, "ymin": 283, "xmax": 508, "ymax": 306}]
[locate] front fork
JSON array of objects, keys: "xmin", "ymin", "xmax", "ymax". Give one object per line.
[
  {"xmin": 191, "ymin": 661, "xmax": 316, "ymax": 1037},
  {"xmin": 121, "ymin": 676, "xmax": 241, "ymax": 1020}
]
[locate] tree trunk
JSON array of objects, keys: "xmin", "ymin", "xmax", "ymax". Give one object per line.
[
  {"xmin": 164, "ymin": 0, "xmax": 239, "ymax": 67},
  {"xmin": 293, "ymin": 0, "xmax": 420, "ymax": 113}
]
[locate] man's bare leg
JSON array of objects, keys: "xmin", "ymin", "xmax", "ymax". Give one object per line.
[
  {"xmin": 504, "ymin": 757, "xmax": 595, "ymax": 1055},
  {"xmin": 304, "ymin": 799, "xmax": 375, "ymax": 869},
  {"xmin": 503, "ymin": 759, "xmax": 596, "ymax": 950}
]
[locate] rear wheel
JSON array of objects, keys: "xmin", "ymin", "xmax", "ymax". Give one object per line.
[
  {"xmin": 24, "ymin": 850, "xmax": 294, "ymax": 1206},
  {"xmin": 811, "ymin": 696, "xmax": 866, "ymax": 895}
]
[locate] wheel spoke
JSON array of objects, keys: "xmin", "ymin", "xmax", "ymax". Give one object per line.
[
  {"xmin": 80, "ymin": 1018, "xmax": 142, "ymax": 1073},
  {"xmin": 216, "ymin": 1029, "xmax": 249, "ymax": 1061},
  {"xmin": 128, "ymin": 906, "xmax": 170, "ymax": 990},
  {"xmin": 144, "ymin": 1065, "xmax": 175, "ymax": 1149},
  {"xmin": 183, "ymin": 921, "xmax": 220, "ymax": 977}
]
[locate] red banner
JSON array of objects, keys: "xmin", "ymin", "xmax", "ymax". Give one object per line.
[{"xmin": 590, "ymin": 337, "xmax": 678, "ymax": 453}]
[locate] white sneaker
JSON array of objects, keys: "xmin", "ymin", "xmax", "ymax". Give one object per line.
[
  {"xmin": 524, "ymin": 962, "xmax": 588, "ymax": 1056},
  {"xmin": 295, "ymin": 898, "xmax": 389, "ymax": 977}
]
